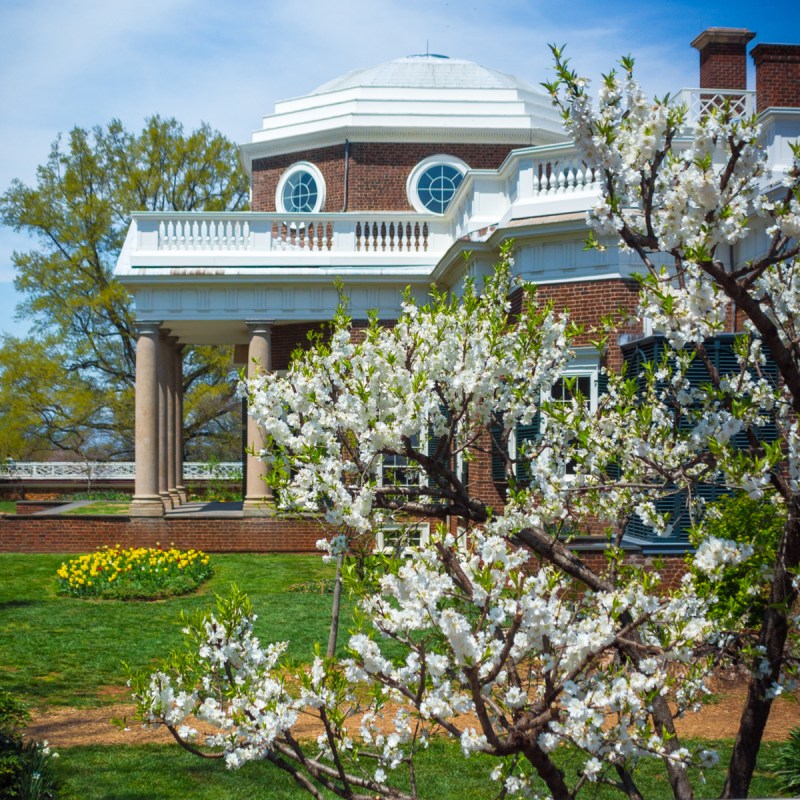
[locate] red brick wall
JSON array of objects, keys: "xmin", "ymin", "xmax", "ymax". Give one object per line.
[
  {"xmin": 252, "ymin": 142, "xmax": 515, "ymax": 213},
  {"xmin": 699, "ymin": 42, "xmax": 749, "ymax": 90},
  {"xmin": 0, "ymin": 513, "xmax": 688, "ymax": 588},
  {"xmin": 0, "ymin": 515, "xmax": 328, "ymax": 554},
  {"xmin": 516, "ymin": 279, "xmax": 642, "ymax": 371},
  {"xmin": 752, "ymin": 44, "xmax": 800, "ymax": 112}
]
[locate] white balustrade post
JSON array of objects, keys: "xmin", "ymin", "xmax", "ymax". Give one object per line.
[
  {"xmin": 243, "ymin": 320, "xmax": 274, "ymax": 517},
  {"xmin": 131, "ymin": 322, "xmax": 165, "ymax": 517}
]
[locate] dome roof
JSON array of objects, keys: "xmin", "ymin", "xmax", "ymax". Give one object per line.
[
  {"xmin": 310, "ymin": 54, "xmax": 540, "ymax": 95},
  {"xmin": 242, "ymin": 53, "xmax": 567, "ymax": 167}
]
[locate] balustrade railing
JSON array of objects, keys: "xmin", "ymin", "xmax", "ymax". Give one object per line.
[
  {"xmin": 0, "ymin": 462, "xmax": 242, "ymax": 481},
  {"xmin": 529, "ymin": 159, "xmax": 600, "ymax": 196},
  {"xmin": 675, "ymin": 88, "xmax": 756, "ymax": 123},
  {"xmin": 133, "ymin": 212, "xmax": 447, "ymax": 257}
]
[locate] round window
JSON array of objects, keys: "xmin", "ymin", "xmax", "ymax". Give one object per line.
[
  {"xmin": 407, "ymin": 156, "xmax": 467, "ymax": 214},
  {"xmin": 276, "ymin": 162, "xmax": 326, "ymax": 214}
]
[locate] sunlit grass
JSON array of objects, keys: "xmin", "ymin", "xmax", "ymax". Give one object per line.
[
  {"xmin": 0, "ymin": 553, "xmax": 345, "ymax": 708},
  {"xmin": 61, "ymin": 501, "xmax": 131, "ymax": 515}
]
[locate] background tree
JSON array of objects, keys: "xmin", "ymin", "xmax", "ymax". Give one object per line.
[{"xmin": 0, "ymin": 115, "xmax": 249, "ymax": 461}]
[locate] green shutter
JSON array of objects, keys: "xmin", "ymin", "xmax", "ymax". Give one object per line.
[
  {"xmin": 427, "ymin": 404, "xmax": 450, "ymax": 465},
  {"xmin": 514, "ymin": 415, "xmax": 540, "ymax": 482},
  {"xmin": 490, "ymin": 417, "xmax": 506, "ymax": 482}
]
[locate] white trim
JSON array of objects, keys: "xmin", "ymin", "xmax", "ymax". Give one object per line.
[
  {"xmin": 508, "ymin": 349, "xmax": 600, "ymax": 478},
  {"xmin": 275, "ymin": 161, "xmax": 327, "ymax": 214},
  {"xmin": 407, "ymin": 154, "xmax": 469, "ymax": 214},
  {"xmin": 375, "ymin": 522, "xmax": 430, "ymax": 553}
]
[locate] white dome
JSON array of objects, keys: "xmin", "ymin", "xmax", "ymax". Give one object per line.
[
  {"xmin": 243, "ymin": 54, "xmax": 567, "ymax": 165},
  {"xmin": 311, "ymin": 54, "xmax": 541, "ymax": 95}
]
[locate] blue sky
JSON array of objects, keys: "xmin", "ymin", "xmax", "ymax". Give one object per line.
[{"xmin": 1, "ymin": 0, "xmax": 798, "ymax": 338}]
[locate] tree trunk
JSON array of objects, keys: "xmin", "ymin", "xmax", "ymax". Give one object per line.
[
  {"xmin": 722, "ymin": 511, "xmax": 800, "ymax": 798},
  {"xmin": 326, "ymin": 552, "xmax": 344, "ymax": 659}
]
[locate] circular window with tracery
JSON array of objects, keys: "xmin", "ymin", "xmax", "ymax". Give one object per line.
[
  {"xmin": 276, "ymin": 162, "xmax": 326, "ymax": 214},
  {"xmin": 407, "ymin": 156, "xmax": 467, "ymax": 214}
]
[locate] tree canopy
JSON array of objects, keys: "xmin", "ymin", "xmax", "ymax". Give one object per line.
[
  {"xmin": 133, "ymin": 55, "xmax": 800, "ymax": 800},
  {"xmin": 0, "ymin": 115, "xmax": 249, "ymax": 460}
]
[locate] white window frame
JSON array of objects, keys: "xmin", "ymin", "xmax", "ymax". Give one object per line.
[
  {"xmin": 374, "ymin": 522, "xmax": 430, "ymax": 554},
  {"xmin": 275, "ymin": 161, "xmax": 326, "ymax": 214},
  {"xmin": 509, "ymin": 348, "xmax": 600, "ymax": 478},
  {"xmin": 376, "ymin": 431, "xmax": 428, "ymax": 490},
  {"xmin": 406, "ymin": 154, "xmax": 468, "ymax": 215}
]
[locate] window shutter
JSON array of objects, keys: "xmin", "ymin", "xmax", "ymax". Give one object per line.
[
  {"xmin": 514, "ymin": 415, "xmax": 540, "ymax": 482},
  {"xmin": 427, "ymin": 404, "xmax": 450, "ymax": 465},
  {"xmin": 490, "ymin": 417, "xmax": 506, "ymax": 482}
]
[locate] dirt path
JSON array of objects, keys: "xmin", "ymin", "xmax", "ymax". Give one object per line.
[{"xmin": 27, "ymin": 677, "xmax": 800, "ymax": 748}]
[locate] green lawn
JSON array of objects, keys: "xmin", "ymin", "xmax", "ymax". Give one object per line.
[
  {"xmin": 0, "ymin": 552, "xmax": 791, "ymax": 798},
  {"xmin": 0, "ymin": 552, "xmax": 344, "ymax": 708},
  {"xmin": 62, "ymin": 501, "xmax": 131, "ymax": 515},
  {"xmin": 51, "ymin": 740, "xmax": 788, "ymax": 800},
  {"xmin": 0, "ymin": 500, "xmax": 15, "ymax": 513}
]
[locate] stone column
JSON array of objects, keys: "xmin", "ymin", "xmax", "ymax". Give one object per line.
[
  {"xmin": 131, "ymin": 322, "xmax": 165, "ymax": 517},
  {"xmin": 157, "ymin": 330, "xmax": 173, "ymax": 510},
  {"xmin": 165, "ymin": 336, "xmax": 181, "ymax": 508},
  {"xmin": 174, "ymin": 345, "xmax": 187, "ymax": 503},
  {"xmin": 242, "ymin": 320, "xmax": 274, "ymax": 517}
]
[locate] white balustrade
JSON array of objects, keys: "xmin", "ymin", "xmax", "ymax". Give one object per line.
[
  {"xmin": 675, "ymin": 88, "xmax": 755, "ymax": 124},
  {"xmin": 0, "ymin": 462, "xmax": 242, "ymax": 481},
  {"xmin": 136, "ymin": 213, "xmax": 443, "ymax": 257},
  {"xmin": 159, "ymin": 218, "xmax": 254, "ymax": 251}
]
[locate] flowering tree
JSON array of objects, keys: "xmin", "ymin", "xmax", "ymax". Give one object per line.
[{"xmin": 132, "ymin": 54, "xmax": 800, "ymax": 800}]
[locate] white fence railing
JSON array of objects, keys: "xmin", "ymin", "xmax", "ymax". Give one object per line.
[
  {"xmin": 131, "ymin": 212, "xmax": 453, "ymax": 257},
  {"xmin": 0, "ymin": 462, "xmax": 242, "ymax": 481},
  {"xmin": 674, "ymin": 88, "xmax": 756, "ymax": 124}
]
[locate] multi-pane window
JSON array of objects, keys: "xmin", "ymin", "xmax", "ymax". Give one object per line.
[
  {"xmin": 416, "ymin": 164, "xmax": 464, "ymax": 213},
  {"xmin": 374, "ymin": 523, "xmax": 430, "ymax": 553},
  {"xmin": 380, "ymin": 451, "xmax": 421, "ymax": 488},
  {"xmin": 276, "ymin": 162, "xmax": 326, "ymax": 214},
  {"xmin": 407, "ymin": 155, "xmax": 468, "ymax": 214},
  {"xmin": 282, "ymin": 170, "xmax": 318, "ymax": 212}
]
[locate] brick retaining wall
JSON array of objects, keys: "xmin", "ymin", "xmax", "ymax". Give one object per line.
[
  {"xmin": 0, "ymin": 514, "xmax": 688, "ymax": 588},
  {"xmin": 0, "ymin": 514, "xmax": 329, "ymax": 554}
]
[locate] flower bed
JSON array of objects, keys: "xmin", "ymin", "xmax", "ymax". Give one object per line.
[{"xmin": 56, "ymin": 545, "xmax": 212, "ymax": 600}]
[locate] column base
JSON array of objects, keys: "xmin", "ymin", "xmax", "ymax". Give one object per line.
[
  {"xmin": 242, "ymin": 497, "xmax": 274, "ymax": 518},
  {"xmin": 130, "ymin": 497, "xmax": 166, "ymax": 517},
  {"xmin": 169, "ymin": 489, "xmax": 182, "ymax": 507},
  {"xmin": 176, "ymin": 486, "xmax": 188, "ymax": 504},
  {"xmin": 161, "ymin": 492, "xmax": 178, "ymax": 510}
]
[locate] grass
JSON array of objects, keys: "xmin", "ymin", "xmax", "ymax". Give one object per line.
[
  {"xmin": 62, "ymin": 501, "xmax": 131, "ymax": 515},
  {"xmin": 0, "ymin": 553, "xmax": 345, "ymax": 708},
  {"xmin": 50, "ymin": 739, "xmax": 789, "ymax": 799},
  {"xmin": 0, "ymin": 553, "xmax": 792, "ymax": 798},
  {"xmin": 0, "ymin": 500, "xmax": 15, "ymax": 513}
]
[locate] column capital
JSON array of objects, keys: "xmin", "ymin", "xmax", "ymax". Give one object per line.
[
  {"xmin": 246, "ymin": 320, "xmax": 275, "ymax": 335},
  {"xmin": 135, "ymin": 320, "xmax": 163, "ymax": 337}
]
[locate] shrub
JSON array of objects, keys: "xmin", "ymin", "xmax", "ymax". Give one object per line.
[
  {"xmin": 0, "ymin": 691, "xmax": 59, "ymax": 800},
  {"xmin": 56, "ymin": 545, "xmax": 213, "ymax": 600},
  {"xmin": 771, "ymin": 727, "xmax": 800, "ymax": 795},
  {"xmin": 57, "ymin": 491, "xmax": 130, "ymax": 502},
  {"xmin": 689, "ymin": 492, "xmax": 785, "ymax": 627}
]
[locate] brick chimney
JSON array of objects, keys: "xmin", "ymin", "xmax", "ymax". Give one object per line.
[
  {"xmin": 751, "ymin": 44, "xmax": 800, "ymax": 112},
  {"xmin": 691, "ymin": 28, "xmax": 755, "ymax": 89}
]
